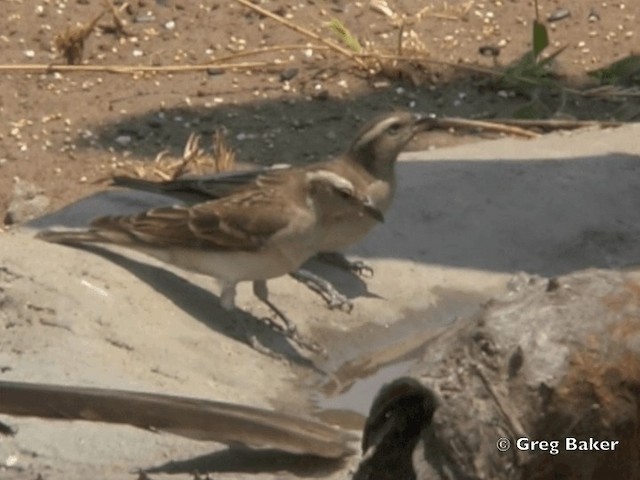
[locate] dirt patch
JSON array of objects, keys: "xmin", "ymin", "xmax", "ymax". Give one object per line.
[{"xmin": 1, "ymin": 0, "xmax": 638, "ymax": 221}]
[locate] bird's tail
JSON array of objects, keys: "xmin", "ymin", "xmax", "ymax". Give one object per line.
[
  {"xmin": 111, "ymin": 175, "xmax": 217, "ymax": 203},
  {"xmin": 36, "ymin": 228, "xmax": 129, "ymax": 245},
  {"xmin": 111, "ymin": 175, "xmax": 167, "ymax": 194}
]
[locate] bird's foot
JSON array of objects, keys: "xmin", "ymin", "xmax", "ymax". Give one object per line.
[
  {"xmin": 257, "ymin": 315, "xmax": 325, "ymax": 355},
  {"xmin": 252, "ymin": 281, "xmax": 325, "ymax": 355},
  {"xmin": 345, "ymin": 260, "xmax": 374, "ymax": 278},
  {"xmin": 317, "ymin": 252, "xmax": 374, "ymax": 279},
  {"xmin": 245, "ymin": 333, "xmax": 286, "ymax": 360},
  {"xmin": 290, "ymin": 269, "xmax": 354, "ymax": 312}
]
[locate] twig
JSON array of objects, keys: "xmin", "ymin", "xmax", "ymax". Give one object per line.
[
  {"xmin": 581, "ymin": 85, "xmax": 640, "ymax": 98},
  {"xmin": 0, "ymin": 61, "xmax": 273, "ymax": 75},
  {"xmin": 487, "ymin": 118, "xmax": 623, "ymax": 130},
  {"xmin": 432, "ymin": 117, "xmax": 541, "ymax": 139},
  {"xmin": 211, "ymin": 44, "xmax": 329, "ymax": 63},
  {"xmin": 231, "ymin": 0, "xmax": 367, "ymax": 68},
  {"xmin": 102, "ymin": 0, "xmax": 131, "ymax": 36},
  {"xmin": 430, "ymin": 117, "xmax": 623, "ymax": 139}
]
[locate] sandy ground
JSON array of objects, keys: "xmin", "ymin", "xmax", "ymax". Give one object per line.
[{"xmin": 1, "ymin": 123, "xmax": 639, "ymax": 479}]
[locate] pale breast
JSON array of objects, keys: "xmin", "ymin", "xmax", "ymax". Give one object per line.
[{"xmin": 317, "ymin": 177, "xmax": 395, "ymax": 251}]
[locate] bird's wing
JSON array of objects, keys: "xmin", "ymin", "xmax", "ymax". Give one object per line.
[
  {"xmin": 112, "ymin": 166, "xmax": 293, "ymax": 202},
  {"xmin": 91, "ymin": 188, "xmax": 294, "ymax": 251},
  {"xmin": 0, "ymin": 380, "xmax": 355, "ymax": 458}
]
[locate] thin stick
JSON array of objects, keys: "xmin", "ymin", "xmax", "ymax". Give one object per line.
[
  {"xmin": 0, "ymin": 61, "xmax": 273, "ymax": 75},
  {"xmin": 231, "ymin": 0, "xmax": 367, "ymax": 68},
  {"xmin": 488, "ymin": 118, "xmax": 623, "ymax": 130},
  {"xmin": 432, "ymin": 117, "xmax": 541, "ymax": 139},
  {"xmin": 431, "ymin": 117, "xmax": 622, "ymax": 139},
  {"xmin": 211, "ymin": 44, "xmax": 329, "ymax": 63}
]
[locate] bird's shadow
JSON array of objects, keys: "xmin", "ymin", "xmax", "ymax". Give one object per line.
[
  {"xmin": 64, "ymin": 243, "xmax": 318, "ymax": 369},
  {"xmin": 297, "ymin": 256, "xmax": 384, "ymax": 302},
  {"xmin": 142, "ymin": 447, "xmax": 348, "ymax": 477}
]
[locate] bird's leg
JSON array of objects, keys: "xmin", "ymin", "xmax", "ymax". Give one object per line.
[
  {"xmin": 252, "ymin": 280, "xmax": 296, "ymax": 334},
  {"xmin": 252, "ymin": 280, "xmax": 325, "ymax": 355},
  {"xmin": 220, "ymin": 282, "xmax": 289, "ymax": 357},
  {"xmin": 219, "ymin": 283, "xmax": 237, "ymax": 311},
  {"xmin": 316, "ymin": 252, "xmax": 374, "ymax": 278},
  {"xmin": 289, "ymin": 269, "xmax": 353, "ymax": 312}
]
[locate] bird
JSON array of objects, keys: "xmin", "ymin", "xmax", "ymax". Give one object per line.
[
  {"xmin": 112, "ymin": 111, "xmax": 434, "ymax": 309},
  {"xmin": 0, "ymin": 380, "xmax": 356, "ymax": 459},
  {"xmin": 37, "ymin": 169, "xmax": 384, "ymax": 345}
]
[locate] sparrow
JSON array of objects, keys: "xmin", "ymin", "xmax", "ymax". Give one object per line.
[
  {"xmin": 113, "ymin": 111, "xmax": 434, "ymax": 309},
  {"xmin": 37, "ymin": 169, "xmax": 384, "ymax": 342},
  {"xmin": 0, "ymin": 380, "xmax": 355, "ymax": 458}
]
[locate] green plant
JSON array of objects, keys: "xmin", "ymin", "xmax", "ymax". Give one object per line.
[
  {"xmin": 497, "ymin": 0, "xmax": 566, "ymax": 97},
  {"xmin": 588, "ymin": 55, "xmax": 640, "ymax": 86},
  {"xmin": 327, "ymin": 18, "xmax": 362, "ymax": 54}
]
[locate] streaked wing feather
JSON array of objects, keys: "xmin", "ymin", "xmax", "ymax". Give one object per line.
[
  {"xmin": 90, "ymin": 189, "xmax": 293, "ymax": 251},
  {"xmin": 190, "ymin": 191, "xmax": 292, "ymax": 250},
  {"xmin": 91, "ymin": 206, "xmax": 205, "ymax": 247}
]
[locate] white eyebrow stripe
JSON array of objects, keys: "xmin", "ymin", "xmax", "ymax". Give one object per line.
[
  {"xmin": 305, "ymin": 170, "xmax": 355, "ymax": 192},
  {"xmin": 352, "ymin": 115, "xmax": 404, "ymax": 149}
]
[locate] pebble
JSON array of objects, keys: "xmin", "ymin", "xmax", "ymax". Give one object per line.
[
  {"xmin": 134, "ymin": 14, "xmax": 156, "ymax": 23},
  {"xmin": 279, "ymin": 68, "xmax": 299, "ymax": 82},
  {"xmin": 114, "ymin": 135, "xmax": 132, "ymax": 147},
  {"xmin": 4, "ymin": 178, "xmax": 51, "ymax": 225},
  {"xmin": 479, "ymin": 45, "xmax": 500, "ymax": 57},
  {"xmin": 548, "ymin": 8, "xmax": 571, "ymax": 22}
]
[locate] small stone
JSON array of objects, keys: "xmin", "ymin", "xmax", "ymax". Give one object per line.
[
  {"xmin": 279, "ymin": 68, "xmax": 299, "ymax": 82},
  {"xmin": 134, "ymin": 13, "xmax": 156, "ymax": 23},
  {"xmin": 479, "ymin": 45, "xmax": 500, "ymax": 57},
  {"xmin": 548, "ymin": 8, "xmax": 571, "ymax": 22},
  {"xmin": 114, "ymin": 135, "xmax": 132, "ymax": 146},
  {"xmin": 4, "ymin": 178, "xmax": 50, "ymax": 225}
]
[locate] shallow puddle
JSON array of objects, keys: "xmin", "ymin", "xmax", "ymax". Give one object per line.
[{"xmin": 311, "ymin": 288, "xmax": 486, "ymax": 430}]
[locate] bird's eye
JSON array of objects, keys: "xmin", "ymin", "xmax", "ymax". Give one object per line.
[
  {"xmin": 338, "ymin": 188, "xmax": 353, "ymax": 199},
  {"xmin": 387, "ymin": 123, "xmax": 401, "ymax": 135}
]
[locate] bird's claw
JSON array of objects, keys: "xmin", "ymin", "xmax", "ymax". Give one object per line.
[
  {"xmin": 290, "ymin": 269, "xmax": 353, "ymax": 312},
  {"xmin": 316, "ymin": 252, "xmax": 374, "ymax": 278},
  {"xmin": 347, "ymin": 260, "xmax": 374, "ymax": 278},
  {"xmin": 326, "ymin": 291, "xmax": 354, "ymax": 312}
]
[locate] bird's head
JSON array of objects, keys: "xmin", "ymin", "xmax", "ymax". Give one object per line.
[{"xmin": 347, "ymin": 111, "xmax": 434, "ymax": 179}]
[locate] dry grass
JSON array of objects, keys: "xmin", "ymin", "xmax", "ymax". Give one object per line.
[{"xmin": 112, "ymin": 130, "xmax": 237, "ymax": 182}]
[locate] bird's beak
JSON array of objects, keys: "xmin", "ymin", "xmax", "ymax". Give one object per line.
[
  {"xmin": 362, "ymin": 198, "xmax": 385, "ymax": 223},
  {"xmin": 412, "ymin": 112, "xmax": 437, "ymax": 132}
]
